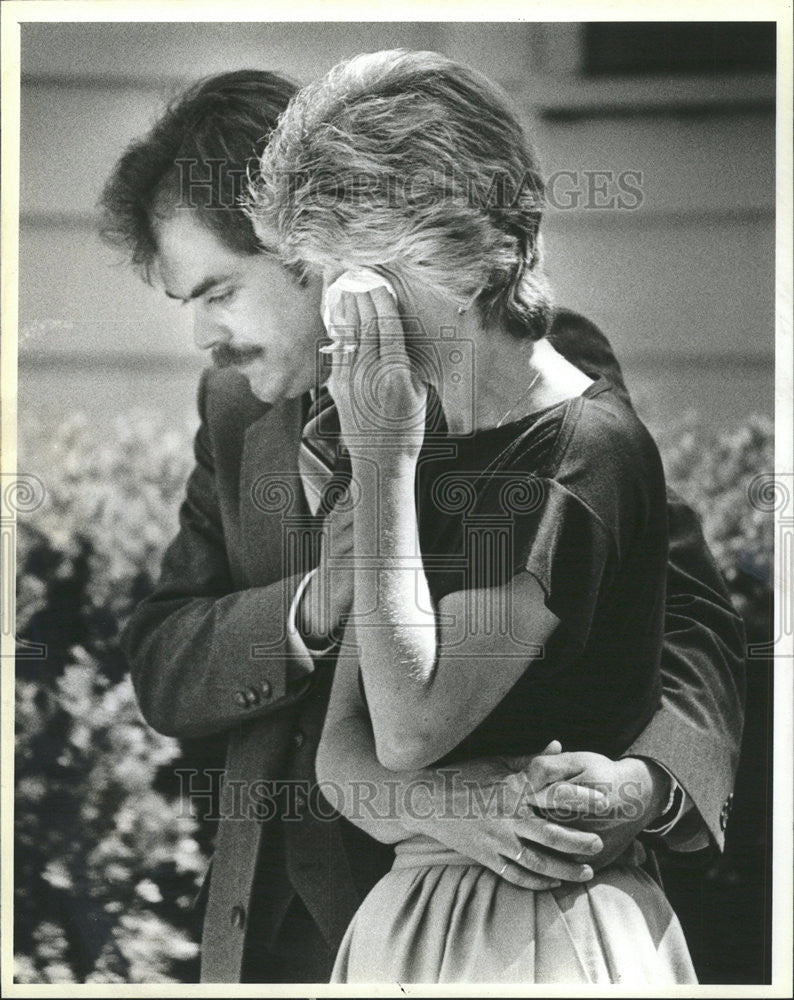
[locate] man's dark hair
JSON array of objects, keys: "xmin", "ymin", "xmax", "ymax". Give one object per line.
[{"xmin": 100, "ymin": 70, "xmax": 298, "ymax": 280}]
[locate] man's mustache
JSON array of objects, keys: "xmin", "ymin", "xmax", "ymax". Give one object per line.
[{"xmin": 211, "ymin": 344, "xmax": 264, "ymax": 369}]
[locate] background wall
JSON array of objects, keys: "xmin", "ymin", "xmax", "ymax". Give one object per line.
[{"xmin": 18, "ymin": 21, "xmax": 776, "ymax": 438}]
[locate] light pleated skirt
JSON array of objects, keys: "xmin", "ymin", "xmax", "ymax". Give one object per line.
[{"xmin": 331, "ymin": 836, "xmax": 697, "ymax": 985}]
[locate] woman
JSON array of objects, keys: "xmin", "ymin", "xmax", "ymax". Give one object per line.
[{"xmin": 249, "ymin": 49, "xmax": 696, "ymax": 984}]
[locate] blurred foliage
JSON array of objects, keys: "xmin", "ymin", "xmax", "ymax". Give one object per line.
[
  {"xmin": 659, "ymin": 413, "xmax": 774, "ymax": 638},
  {"xmin": 13, "ymin": 409, "xmax": 774, "ymax": 983},
  {"xmin": 14, "ymin": 412, "xmax": 204, "ymax": 984}
]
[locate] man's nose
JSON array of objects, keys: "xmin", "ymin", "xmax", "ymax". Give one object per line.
[{"xmin": 192, "ymin": 307, "xmax": 226, "ymax": 351}]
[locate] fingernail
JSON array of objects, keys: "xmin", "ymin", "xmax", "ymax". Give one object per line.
[
  {"xmin": 590, "ymin": 838, "xmax": 603, "ymax": 854},
  {"xmin": 548, "ymin": 880, "xmax": 561, "ymax": 889},
  {"xmin": 580, "ymin": 865, "xmax": 594, "ymax": 880}
]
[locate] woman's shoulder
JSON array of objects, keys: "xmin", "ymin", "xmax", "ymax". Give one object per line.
[
  {"xmin": 551, "ymin": 378, "xmax": 662, "ymax": 481},
  {"xmin": 515, "ymin": 379, "xmax": 667, "ymax": 551}
]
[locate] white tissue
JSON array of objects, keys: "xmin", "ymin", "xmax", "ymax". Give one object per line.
[{"xmin": 321, "ymin": 267, "xmax": 398, "ymax": 331}]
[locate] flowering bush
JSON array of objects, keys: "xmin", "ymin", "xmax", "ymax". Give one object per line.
[{"xmin": 13, "ymin": 408, "xmax": 774, "ymax": 983}]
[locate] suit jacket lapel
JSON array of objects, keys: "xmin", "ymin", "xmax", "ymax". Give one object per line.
[{"xmin": 239, "ymin": 394, "xmax": 311, "ymax": 586}]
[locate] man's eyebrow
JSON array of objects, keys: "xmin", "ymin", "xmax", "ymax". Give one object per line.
[{"xmin": 164, "ymin": 275, "xmax": 229, "ymax": 302}]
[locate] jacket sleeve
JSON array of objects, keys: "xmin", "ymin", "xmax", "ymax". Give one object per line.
[
  {"xmin": 624, "ymin": 487, "xmax": 746, "ymax": 851},
  {"xmin": 549, "ymin": 307, "xmax": 747, "ymax": 852},
  {"xmin": 121, "ymin": 373, "xmax": 309, "ymax": 739}
]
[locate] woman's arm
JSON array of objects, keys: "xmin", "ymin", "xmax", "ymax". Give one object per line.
[
  {"xmin": 325, "ymin": 283, "xmax": 559, "ymax": 771},
  {"xmin": 315, "ymin": 639, "xmax": 602, "ymax": 887},
  {"xmin": 348, "ymin": 452, "xmax": 559, "ymax": 770},
  {"xmin": 315, "ymin": 645, "xmax": 412, "ymax": 844}
]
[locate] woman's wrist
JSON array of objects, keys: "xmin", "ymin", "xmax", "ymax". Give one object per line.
[{"xmin": 349, "ymin": 448, "xmax": 419, "ymax": 479}]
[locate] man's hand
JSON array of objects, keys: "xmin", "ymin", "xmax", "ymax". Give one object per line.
[
  {"xmin": 419, "ymin": 742, "xmax": 609, "ymax": 890},
  {"xmin": 516, "ymin": 749, "xmax": 672, "ymax": 870}
]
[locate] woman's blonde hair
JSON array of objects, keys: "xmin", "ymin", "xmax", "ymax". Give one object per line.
[{"xmin": 248, "ymin": 49, "xmax": 552, "ymax": 339}]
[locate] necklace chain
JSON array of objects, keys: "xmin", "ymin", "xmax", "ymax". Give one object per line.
[{"xmin": 495, "ymin": 371, "xmax": 542, "ymax": 428}]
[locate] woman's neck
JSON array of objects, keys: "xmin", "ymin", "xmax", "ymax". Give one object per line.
[{"xmin": 438, "ymin": 322, "xmax": 594, "ymax": 434}]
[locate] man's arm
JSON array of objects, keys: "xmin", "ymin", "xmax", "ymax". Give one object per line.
[
  {"xmin": 121, "ymin": 371, "xmax": 310, "ymax": 739},
  {"xmin": 623, "ymin": 488, "xmax": 746, "ymax": 850},
  {"xmin": 550, "ymin": 307, "xmax": 747, "ymax": 850}
]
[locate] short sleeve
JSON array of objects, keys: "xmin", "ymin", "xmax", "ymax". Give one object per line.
[{"xmin": 513, "ymin": 477, "xmax": 617, "ymax": 654}]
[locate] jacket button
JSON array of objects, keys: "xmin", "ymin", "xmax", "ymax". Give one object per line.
[
  {"xmin": 261, "ymin": 679, "xmax": 272, "ymax": 699},
  {"xmin": 234, "ymin": 690, "xmax": 248, "ymax": 708},
  {"xmin": 230, "ymin": 904, "xmax": 246, "ymax": 929},
  {"xmin": 244, "ymin": 685, "xmax": 261, "ymax": 707},
  {"xmin": 292, "ymin": 729, "xmax": 306, "ymax": 749}
]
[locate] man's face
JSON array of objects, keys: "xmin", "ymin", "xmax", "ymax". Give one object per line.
[{"xmin": 155, "ymin": 210, "xmax": 326, "ymax": 402}]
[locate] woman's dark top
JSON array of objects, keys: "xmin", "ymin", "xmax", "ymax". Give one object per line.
[{"xmin": 411, "ymin": 376, "xmax": 669, "ymax": 765}]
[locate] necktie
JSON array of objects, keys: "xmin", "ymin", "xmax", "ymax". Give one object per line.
[{"xmin": 298, "ymin": 386, "xmax": 350, "ymax": 516}]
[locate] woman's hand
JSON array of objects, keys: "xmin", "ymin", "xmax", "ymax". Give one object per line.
[{"xmin": 325, "ymin": 284, "xmax": 428, "ymax": 460}]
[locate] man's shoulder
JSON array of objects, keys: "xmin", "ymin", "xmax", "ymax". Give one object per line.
[
  {"xmin": 548, "ymin": 306, "xmax": 606, "ymax": 343},
  {"xmin": 548, "ymin": 307, "xmax": 630, "ymax": 405}
]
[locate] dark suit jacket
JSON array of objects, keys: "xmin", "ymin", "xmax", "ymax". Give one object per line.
[{"xmin": 122, "ymin": 308, "xmax": 746, "ymax": 982}]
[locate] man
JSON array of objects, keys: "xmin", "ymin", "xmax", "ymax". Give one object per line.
[{"xmin": 102, "ymin": 70, "xmax": 746, "ymax": 983}]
